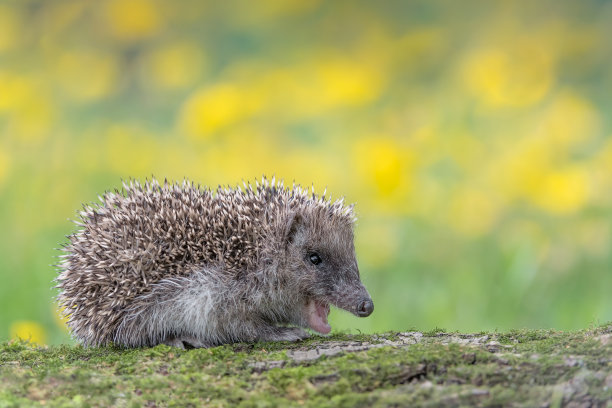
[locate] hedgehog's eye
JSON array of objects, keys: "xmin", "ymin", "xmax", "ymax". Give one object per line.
[{"xmin": 309, "ymin": 253, "xmax": 322, "ymax": 265}]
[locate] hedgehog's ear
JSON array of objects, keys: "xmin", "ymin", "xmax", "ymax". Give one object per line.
[{"xmin": 285, "ymin": 213, "xmax": 304, "ymax": 248}]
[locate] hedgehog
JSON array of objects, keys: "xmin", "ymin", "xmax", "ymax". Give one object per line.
[{"xmin": 56, "ymin": 177, "xmax": 373, "ymax": 348}]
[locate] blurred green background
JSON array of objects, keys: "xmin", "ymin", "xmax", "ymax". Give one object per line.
[{"xmin": 1, "ymin": 0, "xmax": 611, "ymax": 345}]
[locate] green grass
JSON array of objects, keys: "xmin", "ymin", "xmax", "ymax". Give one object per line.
[{"xmin": 1, "ymin": 324, "xmax": 610, "ymax": 407}]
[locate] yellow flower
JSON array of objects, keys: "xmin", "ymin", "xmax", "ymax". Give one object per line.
[
  {"xmin": 492, "ymin": 140, "xmax": 552, "ymax": 203},
  {"xmin": 9, "ymin": 321, "xmax": 47, "ymax": 345},
  {"xmin": 245, "ymin": 56, "xmax": 385, "ymax": 120},
  {"xmin": 352, "ymin": 137, "xmax": 417, "ymax": 215},
  {"xmin": 354, "ymin": 137, "xmax": 403, "ymax": 196},
  {"xmin": 316, "ymin": 57, "xmax": 383, "ymax": 107},
  {"xmin": 193, "ymin": 128, "xmax": 268, "ymax": 182},
  {"xmin": 0, "ymin": 72, "xmax": 55, "ymax": 142},
  {"xmin": 178, "ymin": 83, "xmax": 261, "ymax": 139},
  {"xmin": 528, "ymin": 166, "xmax": 590, "ymax": 215},
  {"xmin": 103, "ymin": 0, "xmax": 162, "ymax": 42},
  {"xmin": 536, "ymin": 91, "xmax": 600, "ymax": 150},
  {"xmin": 0, "ymin": 72, "xmax": 32, "ymax": 113}
]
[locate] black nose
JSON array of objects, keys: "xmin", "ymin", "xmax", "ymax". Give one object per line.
[{"xmin": 357, "ymin": 299, "xmax": 374, "ymax": 317}]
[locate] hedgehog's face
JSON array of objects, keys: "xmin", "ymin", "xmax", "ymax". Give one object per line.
[{"xmin": 285, "ymin": 211, "xmax": 373, "ymax": 334}]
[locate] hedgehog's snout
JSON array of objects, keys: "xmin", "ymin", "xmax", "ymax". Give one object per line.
[
  {"xmin": 329, "ymin": 281, "xmax": 374, "ymax": 318},
  {"xmin": 357, "ymin": 299, "xmax": 374, "ymax": 317}
]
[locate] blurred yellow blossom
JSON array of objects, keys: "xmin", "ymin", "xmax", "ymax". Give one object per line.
[
  {"xmin": 352, "ymin": 137, "xmax": 418, "ymax": 215},
  {"xmin": 103, "ymin": 0, "xmax": 163, "ymax": 42},
  {"xmin": 9, "ymin": 321, "xmax": 47, "ymax": 345},
  {"xmin": 0, "ymin": 72, "xmax": 34, "ymax": 113},
  {"xmin": 243, "ymin": 57, "xmax": 384, "ymax": 120},
  {"xmin": 53, "ymin": 51, "xmax": 119, "ymax": 101},
  {"xmin": 317, "ymin": 57, "xmax": 384, "ymax": 107},
  {"xmin": 141, "ymin": 41, "xmax": 206, "ymax": 90},
  {"xmin": 537, "ymin": 91, "xmax": 600, "ymax": 150},
  {"xmin": 354, "ymin": 137, "xmax": 403, "ymax": 196},
  {"xmin": 493, "ymin": 141, "xmax": 552, "ymax": 203},
  {"xmin": 290, "ymin": 57, "xmax": 384, "ymax": 115},
  {"xmin": 528, "ymin": 166, "xmax": 590, "ymax": 214},
  {"xmin": 178, "ymin": 83, "xmax": 262, "ymax": 139},
  {"xmin": 0, "ymin": 72, "xmax": 55, "ymax": 142},
  {"xmin": 194, "ymin": 129, "xmax": 271, "ymax": 182},
  {"xmin": 461, "ymin": 42, "xmax": 554, "ymax": 107}
]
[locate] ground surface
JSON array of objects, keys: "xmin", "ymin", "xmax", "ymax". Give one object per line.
[{"xmin": 1, "ymin": 324, "xmax": 610, "ymax": 407}]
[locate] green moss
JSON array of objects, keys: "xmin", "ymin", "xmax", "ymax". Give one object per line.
[
  {"xmin": 1, "ymin": 324, "xmax": 610, "ymax": 407},
  {"xmin": 422, "ymin": 327, "xmax": 448, "ymax": 337}
]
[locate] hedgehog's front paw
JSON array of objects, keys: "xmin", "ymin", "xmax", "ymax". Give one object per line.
[
  {"xmin": 163, "ymin": 335, "xmax": 210, "ymax": 349},
  {"xmin": 163, "ymin": 337, "xmax": 186, "ymax": 349},
  {"xmin": 267, "ymin": 327, "xmax": 310, "ymax": 342}
]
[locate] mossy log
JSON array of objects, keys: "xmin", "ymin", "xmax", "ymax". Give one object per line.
[{"xmin": 1, "ymin": 324, "xmax": 610, "ymax": 407}]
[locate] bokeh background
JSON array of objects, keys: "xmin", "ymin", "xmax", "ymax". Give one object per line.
[{"xmin": 1, "ymin": 0, "xmax": 611, "ymax": 345}]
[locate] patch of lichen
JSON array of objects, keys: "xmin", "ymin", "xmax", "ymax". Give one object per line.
[{"xmin": 1, "ymin": 323, "xmax": 610, "ymax": 407}]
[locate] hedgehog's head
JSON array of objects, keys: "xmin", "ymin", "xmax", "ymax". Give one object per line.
[{"xmin": 283, "ymin": 203, "xmax": 373, "ymax": 335}]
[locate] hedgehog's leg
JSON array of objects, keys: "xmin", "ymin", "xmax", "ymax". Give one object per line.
[
  {"xmin": 163, "ymin": 335, "xmax": 212, "ymax": 349},
  {"xmin": 259, "ymin": 327, "xmax": 310, "ymax": 342},
  {"xmin": 115, "ymin": 271, "xmax": 222, "ymax": 348},
  {"xmin": 162, "ymin": 337, "xmax": 186, "ymax": 349}
]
